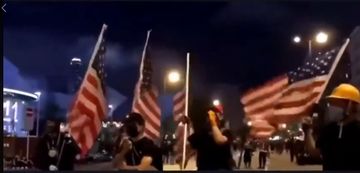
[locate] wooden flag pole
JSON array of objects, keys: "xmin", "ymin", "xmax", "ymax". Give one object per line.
[
  {"xmin": 316, "ymin": 38, "xmax": 350, "ymax": 103},
  {"xmin": 181, "ymin": 52, "xmax": 190, "ymax": 170}
]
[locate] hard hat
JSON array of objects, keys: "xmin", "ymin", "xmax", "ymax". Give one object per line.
[{"xmin": 327, "ymin": 83, "xmax": 360, "ymax": 104}]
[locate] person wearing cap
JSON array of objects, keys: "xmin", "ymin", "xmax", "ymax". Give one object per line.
[
  {"xmin": 112, "ymin": 112, "xmax": 162, "ymax": 171},
  {"xmin": 304, "ymin": 83, "xmax": 360, "ymax": 170},
  {"xmin": 184, "ymin": 106, "xmax": 234, "ymax": 170}
]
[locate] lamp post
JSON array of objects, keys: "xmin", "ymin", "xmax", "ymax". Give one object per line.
[
  {"xmin": 293, "ymin": 31, "xmax": 329, "ymax": 57},
  {"xmin": 34, "ymin": 91, "xmax": 41, "ymax": 137}
]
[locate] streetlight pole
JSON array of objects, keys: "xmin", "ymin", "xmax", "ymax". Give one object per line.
[
  {"xmin": 35, "ymin": 91, "xmax": 41, "ymax": 137},
  {"xmin": 293, "ymin": 32, "xmax": 328, "ymax": 58},
  {"xmin": 308, "ymin": 40, "xmax": 312, "ymax": 58}
]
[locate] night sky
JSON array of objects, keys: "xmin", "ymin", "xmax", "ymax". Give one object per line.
[{"xmin": 4, "ymin": 1, "xmax": 360, "ymax": 99}]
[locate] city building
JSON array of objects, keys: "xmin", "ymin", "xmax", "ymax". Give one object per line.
[{"xmin": 69, "ymin": 57, "xmax": 83, "ymax": 93}]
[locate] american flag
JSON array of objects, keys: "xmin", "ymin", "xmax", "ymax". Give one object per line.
[
  {"xmin": 173, "ymin": 90, "xmax": 196, "ymax": 169},
  {"xmin": 132, "ymin": 30, "xmax": 161, "ymax": 140},
  {"xmin": 68, "ymin": 24, "xmax": 108, "ymax": 155},
  {"xmin": 241, "ymin": 39, "xmax": 350, "ymax": 136}
]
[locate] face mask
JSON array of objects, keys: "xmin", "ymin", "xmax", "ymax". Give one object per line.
[
  {"xmin": 126, "ymin": 123, "xmax": 139, "ymax": 138},
  {"xmin": 325, "ymin": 106, "xmax": 344, "ymax": 123}
]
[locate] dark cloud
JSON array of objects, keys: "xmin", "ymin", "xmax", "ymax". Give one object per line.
[{"xmin": 212, "ymin": 2, "xmax": 294, "ymax": 27}]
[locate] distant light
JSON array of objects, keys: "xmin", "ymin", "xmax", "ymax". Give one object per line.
[
  {"xmin": 280, "ymin": 123, "xmax": 287, "ymax": 129},
  {"xmin": 293, "ymin": 36, "xmax": 301, "ymax": 43},
  {"xmin": 168, "ymin": 71, "xmax": 181, "ymax": 83},
  {"xmin": 299, "ymin": 128, "xmax": 303, "ymax": 131},
  {"xmin": 313, "ymin": 113, "xmax": 318, "ymax": 118},
  {"xmin": 345, "ymin": 73, "xmax": 349, "ymax": 79},
  {"xmin": 213, "ymin": 99, "xmax": 220, "ymax": 106},
  {"xmin": 71, "ymin": 57, "xmax": 82, "ymax": 62},
  {"xmin": 108, "ymin": 105, "xmax": 113, "ymax": 109},
  {"xmin": 172, "ymin": 134, "xmax": 176, "ymax": 139},
  {"xmin": 287, "ymin": 130, "xmax": 290, "ymax": 133},
  {"xmin": 315, "ymin": 32, "xmax": 328, "ymax": 44},
  {"xmin": 247, "ymin": 121, "xmax": 252, "ymax": 126}
]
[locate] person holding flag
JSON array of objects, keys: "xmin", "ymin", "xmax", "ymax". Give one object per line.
[
  {"xmin": 181, "ymin": 103, "xmax": 234, "ymax": 170},
  {"xmin": 303, "ymin": 83, "xmax": 360, "ymax": 170}
]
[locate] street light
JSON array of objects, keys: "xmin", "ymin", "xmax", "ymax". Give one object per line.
[
  {"xmin": 213, "ymin": 99, "xmax": 220, "ymax": 106},
  {"xmin": 293, "ymin": 36, "xmax": 301, "ymax": 43},
  {"xmin": 293, "ymin": 31, "xmax": 329, "ymax": 57},
  {"xmin": 315, "ymin": 32, "xmax": 328, "ymax": 44},
  {"xmin": 167, "ymin": 71, "xmax": 180, "ymax": 83},
  {"xmin": 34, "ymin": 91, "xmax": 42, "ymax": 137},
  {"xmin": 164, "ymin": 70, "xmax": 181, "ymax": 92}
]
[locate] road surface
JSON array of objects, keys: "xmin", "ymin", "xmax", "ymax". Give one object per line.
[
  {"xmin": 163, "ymin": 151, "xmax": 322, "ymax": 171},
  {"xmin": 75, "ymin": 151, "xmax": 322, "ymax": 171}
]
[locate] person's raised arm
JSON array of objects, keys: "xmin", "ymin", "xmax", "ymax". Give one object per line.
[{"xmin": 208, "ymin": 111, "xmax": 228, "ymax": 145}]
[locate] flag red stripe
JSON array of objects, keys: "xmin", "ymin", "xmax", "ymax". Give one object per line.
[
  {"xmin": 81, "ymin": 86, "xmax": 105, "ymax": 119},
  {"xmin": 86, "ymin": 73, "xmax": 99, "ymax": 89}
]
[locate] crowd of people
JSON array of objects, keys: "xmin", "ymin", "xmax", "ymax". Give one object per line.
[{"xmin": 5, "ymin": 83, "xmax": 359, "ymax": 171}]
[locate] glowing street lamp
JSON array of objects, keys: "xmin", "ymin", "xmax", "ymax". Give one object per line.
[
  {"xmin": 293, "ymin": 36, "xmax": 301, "ymax": 43},
  {"xmin": 213, "ymin": 99, "xmax": 220, "ymax": 106},
  {"xmin": 164, "ymin": 70, "xmax": 181, "ymax": 92},
  {"xmin": 315, "ymin": 32, "xmax": 328, "ymax": 44},
  {"xmin": 167, "ymin": 71, "xmax": 181, "ymax": 83},
  {"xmin": 293, "ymin": 31, "xmax": 329, "ymax": 57}
]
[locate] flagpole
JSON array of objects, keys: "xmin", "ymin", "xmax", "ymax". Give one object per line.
[
  {"xmin": 315, "ymin": 38, "xmax": 350, "ymax": 103},
  {"xmin": 131, "ymin": 30, "xmax": 151, "ymax": 109},
  {"xmin": 181, "ymin": 52, "xmax": 190, "ymax": 170}
]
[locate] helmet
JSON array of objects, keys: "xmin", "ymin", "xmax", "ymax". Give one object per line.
[{"xmin": 327, "ymin": 84, "xmax": 360, "ymax": 104}]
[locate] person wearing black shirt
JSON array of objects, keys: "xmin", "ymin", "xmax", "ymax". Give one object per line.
[
  {"xmin": 185, "ymin": 107, "xmax": 234, "ymax": 170},
  {"xmin": 304, "ymin": 84, "xmax": 360, "ymax": 171},
  {"xmin": 113, "ymin": 113, "xmax": 162, "ymax": 171}
]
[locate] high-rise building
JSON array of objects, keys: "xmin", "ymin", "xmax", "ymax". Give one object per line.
[{"xmin": 69, "ymin": 57, "xmax": 83, "ymax": 93}]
